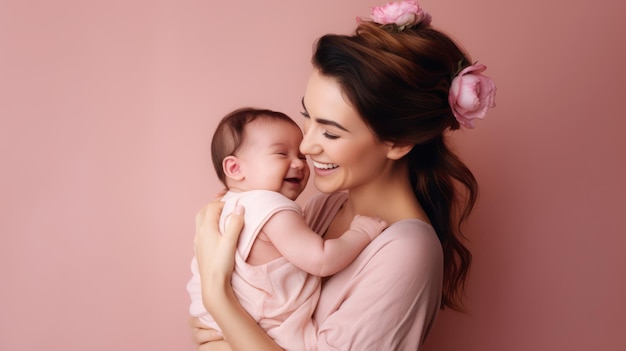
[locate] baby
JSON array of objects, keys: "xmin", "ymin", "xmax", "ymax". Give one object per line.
[{"xmin": 187, "ymin": 107, "xmax": 386, "ymax": 351}]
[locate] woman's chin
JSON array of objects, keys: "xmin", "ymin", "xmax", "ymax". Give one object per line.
[{"xmin": 313, "ymin": 177, "xmax": 343, "ymax": 194}]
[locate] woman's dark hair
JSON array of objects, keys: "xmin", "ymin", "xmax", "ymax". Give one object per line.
[{"xmin": 312, "ymin": 21, "xmax": 476, "ymax": 311}]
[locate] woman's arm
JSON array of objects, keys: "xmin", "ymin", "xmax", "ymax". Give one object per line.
[{"xmin": 194, "ymin": 200, "xmax": 285, "ymax": 351}]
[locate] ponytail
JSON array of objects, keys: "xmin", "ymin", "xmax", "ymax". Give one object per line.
[{"xmin": 409, "ymin": 136, "xmax": 476, "ymax": 310}]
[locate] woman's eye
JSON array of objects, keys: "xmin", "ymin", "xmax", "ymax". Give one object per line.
[{"xmin": 323, "ymin": 131, "xmax": 339, "ymax": 140}]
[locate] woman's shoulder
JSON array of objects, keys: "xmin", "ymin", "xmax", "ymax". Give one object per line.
[
  {"xmin": 367, "ymin": 219, "xmax": 443, "ymax": 270},
  {"xmin": 383, "ymin": 219, "xmax": 438, "ymax": 243},
  {"xmin": 334, "ymin": 219, "xmax": 443, "ymax": 286}
]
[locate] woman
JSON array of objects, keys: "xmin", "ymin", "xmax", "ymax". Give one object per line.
[{"xmin": 192, "ymin": 1, "xmax": 496, "ymax": 350}]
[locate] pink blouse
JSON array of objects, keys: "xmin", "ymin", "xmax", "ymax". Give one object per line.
[{"xmin": 304, "ymin": 192, "xmax": 443, "ymax": 350}]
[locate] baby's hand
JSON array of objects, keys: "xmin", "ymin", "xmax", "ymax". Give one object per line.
[{"xmin": 349, "ymin": 215, "xmax": 388, "ymax": 241}]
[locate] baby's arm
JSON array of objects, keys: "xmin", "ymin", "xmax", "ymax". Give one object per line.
[{"xmin": 262, "ymin": 211, "xmax": 387, "ymax": 276}]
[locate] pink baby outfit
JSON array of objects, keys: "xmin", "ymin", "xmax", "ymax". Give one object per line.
[
  {"xmin": 305, "ymin": 192, "xmax": 444, "ymax": 350},
  {"xmin": 187, "ymin": 190, "xmax": 320, "ymax": 351}
]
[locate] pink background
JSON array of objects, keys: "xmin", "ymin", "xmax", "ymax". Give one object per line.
[{"xmin": 1, "ymin": 0, "xmax": 624, "ymax": 350}]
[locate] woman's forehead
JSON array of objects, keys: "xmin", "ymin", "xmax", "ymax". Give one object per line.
[{"xmin": 304, "ymin": 70, "xmax": 367, "ymax": 131}]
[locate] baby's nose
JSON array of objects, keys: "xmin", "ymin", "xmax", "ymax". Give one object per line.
[{"xmin": 292, "ymin": 158, "xmax": 306, "ymax": 169}]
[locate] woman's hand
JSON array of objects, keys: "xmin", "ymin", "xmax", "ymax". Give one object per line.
[
  {"xmin": 189, "ymin": 317, "xmax": 232, "ymax": 351},
  {"xmin": 194, "ymin": 198, "xmax": 244, "ymax": 311},
  {"xmin": 193, "ymin": 198, "xmax": 282, "ymax": 351}
]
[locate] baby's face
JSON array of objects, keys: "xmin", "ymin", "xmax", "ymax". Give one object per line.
[{"xmin": 235, "ymin": 119, "xmax": 310, "ymax": 200}]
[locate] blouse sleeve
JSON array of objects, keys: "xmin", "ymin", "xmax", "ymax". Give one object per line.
[{"xmin": 315, "ymin": 220, "xmax": 444, "ymax": 351}]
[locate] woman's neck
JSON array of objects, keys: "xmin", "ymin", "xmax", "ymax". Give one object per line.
[{"xmin": 342, "ymin": 163, "xmax": 429, "ymax": 225}]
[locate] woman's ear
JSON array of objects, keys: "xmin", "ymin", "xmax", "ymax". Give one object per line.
[
  {"xmin": 223, "ymin": 156, "xmax": 244, "ymax": 181},
  {"xmin": 386, "ymin": 142, "xmax": 414, "ymax": 160}
]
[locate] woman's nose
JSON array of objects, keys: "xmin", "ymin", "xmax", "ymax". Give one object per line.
[{"xmin": 299, "ymin": 128, "xmax": 321, "ymax": 156}]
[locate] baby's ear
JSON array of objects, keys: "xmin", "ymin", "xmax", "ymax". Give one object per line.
[
  {"xmin": 385, "ymin": 142, "xmax": 414, "ymax": 160},
  {"xmin": 223, "ymin": 156, "xmax": 244, "ymax": 181}
]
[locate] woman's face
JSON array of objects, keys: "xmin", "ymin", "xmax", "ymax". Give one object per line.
[{"xmin": 300, "ymin": 69, "xmax": 392, "ymax": 194}]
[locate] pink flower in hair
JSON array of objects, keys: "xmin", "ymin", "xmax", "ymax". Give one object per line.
[
  {"xmin": 370, "ymin": 0, "xmax": 432, "ymax": 30},
  {"xmin": 449, "ymin": 63, "xmax": 497, "ymax": 129}
]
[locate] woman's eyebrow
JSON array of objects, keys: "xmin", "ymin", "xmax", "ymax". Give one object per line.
[
  {"xmin": 301, "ymin": 97, "xmax": 349, "ymax": 132},
  {"xmin": 316, "ymin": 118, "xmax": 349, "ymax": 132}
]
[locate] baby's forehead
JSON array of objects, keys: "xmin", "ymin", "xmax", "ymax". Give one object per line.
[
  {"xmin": 242, "ymin": 118, "xmax": 302, "ymax": 145},
  {"xmin": 250, "ymin": 115, "xmax": 298, "ymax": 127},
  {"xmin": 247, "ymin": 117, "xmax": 302, "ymax": 134}
]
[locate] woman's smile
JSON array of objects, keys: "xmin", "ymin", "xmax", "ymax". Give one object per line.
[{"xmin": 312, "ymin": 160, "xmax": 339, "ymax": 170}]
